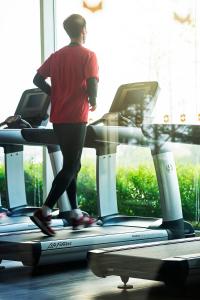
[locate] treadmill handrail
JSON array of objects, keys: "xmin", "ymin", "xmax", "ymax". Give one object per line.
[{"xmin": 0, "ymin": 126, "xmax": 149, "ymax": 148}]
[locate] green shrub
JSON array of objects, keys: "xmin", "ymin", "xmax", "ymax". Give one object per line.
[
  {"xmin": 0, "ymin": 161, "xmax": 199, "ymax": 225},
  {"xmin": 77, "ymin": 161, "xmax": 97, "ymax": 215},
  {"xmin": 177, "ymin": 164, "xmax": 199, "ymax": 221},
  {"xmin": 24, "ymin": 161, "xmax": 43, "ymax": 207},
  {"xmin": 0, "ymin": 162, "xmax": 43, "ymax": 209},
  {"xmin": 77, "ymin": 161, "xmax": 200, "ymax": 222},
  {"xmin": 116, "ymin": 164, "xmax": 160, "ymax": 217},
  {"xmin": 0, "ymin": 164, "xmax": 6, "ymax": 207}
]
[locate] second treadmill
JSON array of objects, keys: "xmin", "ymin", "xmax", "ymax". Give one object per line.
[{"xmin": 88, "ymin": 123, "xmax": 200, "ymax": 287}]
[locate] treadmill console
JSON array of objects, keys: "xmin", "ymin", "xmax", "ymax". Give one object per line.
[
  {"xmin": 93, "ymin": 81, "xmax": 159, "ymax": 127},
  {"xmin": 14, "ymin": 88, "xmax": 50, "ymax": 128}
]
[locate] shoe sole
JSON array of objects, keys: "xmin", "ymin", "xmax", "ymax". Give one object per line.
[
  {"xmin": 30, "ymin": 216, "xmax": 55, "ymax": 237},
  {"xmin": 72, "ymin": 220, "xmax": 95, "ymax": 230}
]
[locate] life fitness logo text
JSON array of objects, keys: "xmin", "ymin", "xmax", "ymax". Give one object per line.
[
  {"xmin": 166, "ymin": 163, "xmax": 173, "ymax": 172},
  {"xmin": 48, "ymin": 241, "xmax": 72, "ymax": 249}
]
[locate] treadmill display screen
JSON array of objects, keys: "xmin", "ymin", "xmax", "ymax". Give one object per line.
[
  {"xmin": 15, "ymin": 89, "xmax": 50, "ymax": 127},
  {"xmin": 107, "ymin": 81, "xmax": 159, "ymax": 127},
  {"xmin": 109, "ymin": 82, "xmax": 159, "ymax": 113},
  {"xmin": 25, "ymin": 94, "xmax": 43, "ymax": 108}
]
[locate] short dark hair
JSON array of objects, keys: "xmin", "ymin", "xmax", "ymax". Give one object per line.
[{"xmin": 63, "ymin": 14, "xmax": 86, "ymax": 38}]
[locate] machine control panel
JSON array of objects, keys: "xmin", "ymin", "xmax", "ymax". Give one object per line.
[{"xmin": 92, "ymin": 81, "xmax": 159, "ymax": 127}]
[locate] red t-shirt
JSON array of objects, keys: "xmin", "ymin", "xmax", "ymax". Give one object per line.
[{"xmin": 37, "ymin": 45, "xmax": 99, "ymax": 123}]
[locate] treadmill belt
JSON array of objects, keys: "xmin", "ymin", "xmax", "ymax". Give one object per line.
[
  {"xmin": 0, "ymin": 225, "xmax": 167, "ymax": 266},
  {"xmin": 102, "ymin": 238, "xmax": 200, "ymax": 259}
]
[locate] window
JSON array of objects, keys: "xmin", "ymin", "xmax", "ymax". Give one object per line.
[
  {"xmin": 0, "ymin": 0, "xmax": 40, "ymax": 122},
  {"xmin": 55, "ymin": 0, "xmax": 200, "ymax": 124}
]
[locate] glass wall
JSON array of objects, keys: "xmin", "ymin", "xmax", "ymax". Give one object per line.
[
  {"xmin": 0, "ymin": 0, "xmax": 199, "ymax": 224},
  {"xmin": 55, "ymin": 0, "xmax": 200, "ymax": 224},
  {"xmin": 0, "ymin": 0, "xmax": 41, "ymax": 121},
  {"xmin": 55, "ymin": 0, "xmax": 200, "ymax": 124},
  {"xmin": 0, "ymin": 0, "xmax": 42, "ymax": 206}
]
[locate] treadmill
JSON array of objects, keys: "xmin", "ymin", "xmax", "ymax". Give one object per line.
[
  {"xmin": 0, "ymin": 82, "xmax": 194, "ymax": 267},
  {"xmin": 0, "ymin": 88, "xmax": 69, "ymax": 233},
  {"xmin": 88, "ymin": 124, "xmax": 200, "ymax": 287},
  {"xmin": 88, "ymin": 237, "xmax": 200, "ymax": 288}
]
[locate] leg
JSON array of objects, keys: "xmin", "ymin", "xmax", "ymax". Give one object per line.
[
  {"xmin": 51, "ymin": 124, "xmax": 95, "ymax": 228},
  {"xmin": 44, "ymin": 125, "xmax": 84, "ymax": 210},
  {"xmin": 31, "ymin": 156, "xmax": 80, "ymax": 236},
  {"xmin": 66, "ymin": 162, "xmax": 81, "ymax": 210},
  {"xmin": 43, "ymin": 165, "xmax": 79, "ymax": 210},
  {"xmin": 31, "ymin": 123, "xmax": 89, "ymax": 235},
  {"xmin": 66, "ymin": 177, "xmax": 78, "ymax": 210}
]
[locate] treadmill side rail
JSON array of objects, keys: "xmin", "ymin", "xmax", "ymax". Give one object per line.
[{"xmin": 88, "ymin": 237, "xmax": 200, "ymax": 286}]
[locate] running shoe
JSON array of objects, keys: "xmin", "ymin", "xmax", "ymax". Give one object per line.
[
  {"xmin": 71, "ymin": 215, "xmax": 95, "ymax": 230},
  {"xmin": 30, "ymin": 208, "xmax": 55, "ymax": 236}
]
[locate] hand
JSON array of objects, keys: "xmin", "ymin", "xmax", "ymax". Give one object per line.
[{"xmin": 89, "ymin": 105, "xmax": 97, "ymax": 111}]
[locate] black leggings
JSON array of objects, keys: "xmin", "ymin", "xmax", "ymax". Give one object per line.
[{"xmin": 44, "ymin": 123, "xmax": 87, "ymax": 210}]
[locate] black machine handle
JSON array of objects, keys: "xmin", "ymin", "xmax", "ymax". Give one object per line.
[{"xmin": 0, "ymin": 115, "xmax": 32, "ymax": 129}]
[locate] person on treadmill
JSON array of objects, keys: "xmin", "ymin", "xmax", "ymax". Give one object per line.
[{"xmin": 31, "ymin": 14, "xmax": 99, "ymax": 236}]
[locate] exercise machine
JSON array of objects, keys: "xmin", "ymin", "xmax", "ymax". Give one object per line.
[
  {"xmin": 0, "ymin": 88, "xmax": 70, "ymax": 233},
  {"xmin": 0, "ymin": 82, "xmax": 193, "ymax": 267},
  {"xmin": 88, "ymin": 123, "xmax": 200, "ymax": 288},
  {"xmin": 88, "ymin": 237, "xmax": 200, "ymax": 288}
]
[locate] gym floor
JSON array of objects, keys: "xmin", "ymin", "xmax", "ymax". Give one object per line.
[{"xmin": 0, "ymin": 259, "xmax": 199, "ymax": 300}]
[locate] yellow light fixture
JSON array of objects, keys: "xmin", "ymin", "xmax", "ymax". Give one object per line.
[
  {"xmin": 180, "ymin": 114, "xmax": 186, "ymax": 122},
  {"xmin": 83, "ymin": 0, "xmax": 103, "ymax": 13},
  {"xmin": 163, "ymin": 114, "xmax": 169, "ymax": 123}
]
